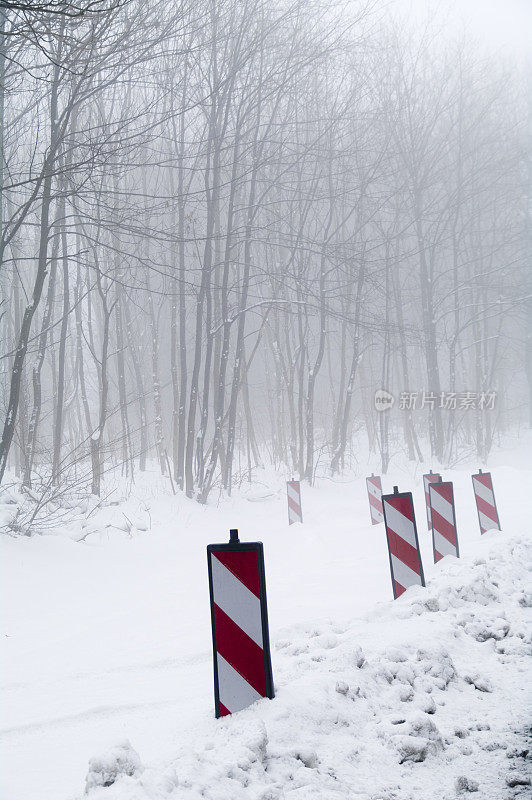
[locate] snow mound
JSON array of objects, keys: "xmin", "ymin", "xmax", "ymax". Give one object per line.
[
  {"xmin": 85, "ymin": 740, "xmax": 142, "ymax": 793},
  {"xmin": 83, "ymin": 534, "xmax": 530, "ymax": 799}
]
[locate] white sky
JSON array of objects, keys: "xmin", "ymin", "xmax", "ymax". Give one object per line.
[{"xmin": 395, "ymin": 0, "xmax": 532, "ymax": 57}]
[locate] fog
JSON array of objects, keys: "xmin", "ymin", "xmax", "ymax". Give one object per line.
[
  {"xmin": 403, "ymin": 0, "xmax": 531, "ymax": 56},
  {"xmin": 0, "ymin": 0, "xmax": 529, "ymax": 508}
]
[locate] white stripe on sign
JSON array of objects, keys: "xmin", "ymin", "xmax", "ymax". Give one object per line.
[
  {"xmin": 473, "ymin": 478, "xmax": 494, "ymax": 506},
  {"xmin": 217, "ymin": 653, "xmax": 262, "ymax": 713},
  {"xmin": 289, "ymin": 507, "xmax": 300, "ymax": 523},
  {"xmin": 391, "ymin": 554, "xmax": 422, "ymax": 589},
  {"xmin": 287, "ymin": 484, "xmax": 300, "ymax": 505},
  {"xmin": 424, "ymin": 477, "xmax": 434, "ymax": 529},
  {"xmin": 429, "ymin": 489, "xmax": 454, "ymax": 526},
  {"xmin": 367, "ymin": 482, "xmax": 381, "ymax": 500},
  {"xmin": 383, "ymin": 502, "xmax": 417, "ymax": 549},
  {"xmin": 211, "ymin": 556, "xmax": 263, "ymax": 647},
  {"xmin": 478, "ymin": 509, "xmax": 498, "ymax": 533},
  {"xmin": 433, "ymin": 530, "xmax": 456, "ymax": 558},
  {"xmin": 371, "ymin": 506, "xmax": 383, "ymax": 522}
]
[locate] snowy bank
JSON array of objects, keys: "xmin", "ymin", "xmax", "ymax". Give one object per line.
[{"xmin": 82, "ymin": 533, "xmax": 531, "ymax": 800}]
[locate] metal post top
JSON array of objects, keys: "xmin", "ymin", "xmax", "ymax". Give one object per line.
[
  {"xmin": 393, "ymin": 485, "xmax": 399, "ymax": 494},
  {"xmin": 229, "ymin": 529, "xmax": 240, "ymax": 543}
]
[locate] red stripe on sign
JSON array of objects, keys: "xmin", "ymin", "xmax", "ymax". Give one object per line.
[
  {"xmin": 212, "ymin": 550, "xmax": 260, "ymax": 598},
  {"xmin": 288, "ymin": 495, "xmax": 300, "ymax": 514},
  {"xmin": 388, "ymin": 531, "xmax": 421, "ymax": 575},
  {"xmin": 434, "ymin": 483, "xmax": 452, "ymax": 504},
  {"xmin": 368, "ymin": 477, "xmax": 381, "ymax": 489},
  {"xmin": 394, "ymin": 580, "xmax": 406, "ymax": 598},
  {"xmin": 475, "ymin": 473, "xmax": 492, "ymax": 489},
  {"xmin": 475, "ymin": 494, "xmax": 498, "ymax": 524},
  {"xmin": 288, "ymin": 482, "xmax": 299, "ymax": 492},
  {"xmin": 432, "ymin": 509, "xmax": 456, "ymax": 545},
  {"xmin": 214, "ymin": 604, "xmax": 266, "ymax": 697},
  {"xmin": 219, "ymin": 702, "xmax": 231, "ymax": 717},
  {"xmin": 434, "ymin": 549, "xmax": 444, "ymax": 563},
  {"xmin": 390, "ymin": 494, "xmax": 414, "ymax": 522},
  {"xmin": 368, "ymin": 493, "xmax": 382, "ymax": 511}
]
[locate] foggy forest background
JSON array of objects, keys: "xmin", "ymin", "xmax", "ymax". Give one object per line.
[{"xmin": 0, "ymin": 0, "xmax": 529, "ymax": 518}]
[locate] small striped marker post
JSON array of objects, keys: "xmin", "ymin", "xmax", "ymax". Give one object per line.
[
  {"xmin": 429, "ymin": 480, "xmax": 460, "ymax": 562},
  {"xmin": 207, "ymin": 530, "xmax": 274, "ymax": 718},
  {"xmin": 423, "ymin": 470, "xmax": 441, "ymax": 530},
  {"xmin": 287, "ymin": 480, "xmax": 303, "ymax": 525},
  {"xmin": 472, "ymin": 470, "xmax": 501, "ymax": 534},
  {"xmin": 366, "ymin": 474, "xmax": 384, "ymax": 525},
  {"xmin": 382, "ymin": 486, "xmax": 425, "ymax": 599}
]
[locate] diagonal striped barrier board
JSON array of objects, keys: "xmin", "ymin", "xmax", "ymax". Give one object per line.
[
  {"xmin": 423, "ymin": 470, "xmax": 441, "ymax": 530},
  {"xmin": 429, "ymin": 480, "xmax": 460, "ymax": 562},
  {"xmin": 287, "ymin": 480, "xmax": 303, "ymax": 525},
  {"xmin": 382, "ymin": 487, "xmax": 425, "ymax": 599},
  {"xmin": 207, "ymin": 530, "xmax": 274, "ymax": 718},
  {"xmin": 366, "ymin": 474, "xmax": 383, "ymax": 525},
  {"xmin": 472, "ymin": 470, "xmax": 501, "ymax": 534}
]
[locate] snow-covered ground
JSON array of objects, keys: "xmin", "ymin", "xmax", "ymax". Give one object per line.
[{"xmin": 0, "ymin": 446, "xmax": 530, "ymax": 800}]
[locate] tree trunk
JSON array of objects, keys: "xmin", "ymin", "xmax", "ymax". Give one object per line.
[{"xmin": 52, "ymin": 209, "xmax": 70, "ymax": 482}]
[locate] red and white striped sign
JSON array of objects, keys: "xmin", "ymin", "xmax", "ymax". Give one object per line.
[
  {"xmin": 472, "ymin": 471, "xmax": 501, "ymax": 534},
  {"xmin": 287, "ymin": 480, "xmax": 303, "ymax": 525},
  {"xmin": 382, "ymin": 488, "xmax": 425, "ymax": 599},
  {"xmin": 423, "ymin": 470, "xmax": 441, "ymax": 530},
  {"xmin": 366, "ymin": 474, "xmax": 383, "ymax": 524},
  {"xmin": 428, "ymin": 481, "xmax": 460, "ymax": 562},
  {"xmin": 207, "ymin": 531, "xmax": 274, "ymax": 718}
]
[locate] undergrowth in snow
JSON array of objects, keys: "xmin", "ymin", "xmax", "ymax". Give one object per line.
[{"xmin": 82, "ymin": 534, "xmax": 531, "ymax": 800}]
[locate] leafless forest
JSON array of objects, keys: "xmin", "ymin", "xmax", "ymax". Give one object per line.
[{"xmin": 0, "ymin": 0, "xmax": 528, "ymax": 510}]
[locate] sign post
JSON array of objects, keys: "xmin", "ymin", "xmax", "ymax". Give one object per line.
[
  {"xmin": 287, "ymin": 480, "xmax": 303, "ymax": 525},
  {"xmin": 423, "ymin": 470, "xmax": 441, "ymax": 530},
  {"xmin": 472, "ymin": 470, "xmax": 501, "ymax": 534},
  {"xmin": 382, "ymin": 486, "xmax": 425, "ymax": 599},
  {"xmin": 429, "ymin": 480, "xmax": 460, "ymax": 562},
  {"xmin": 366, "ymin": 474, "xmax": 384, "ymax": 525},
  {"xmin": 207, "ymin": 530, "xmax": 274, "ymax": 717}
]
